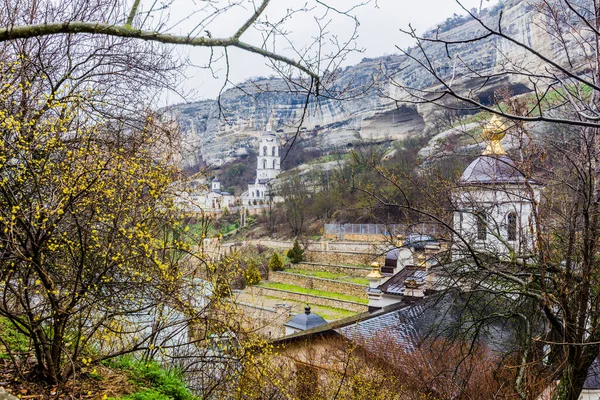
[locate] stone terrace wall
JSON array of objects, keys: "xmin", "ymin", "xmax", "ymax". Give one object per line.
[
  {"xmin": 269, "ymin": 271, "xmax": 367, "ymax": 299},
  {"xmin": 241, "ymin": 239, "xmax": 392, "ymax": 254},
  {"xmin": 304, "ymin": 250, "xmax": 383, "ymax": 266},
  {"xmin": 342, "ymin": 233, "xmax": 388, "ymax": 242},
  {"xmin": 292, "ymin": 262, "xmax": 371, "ymax": 278},
  {"xmin": 253, "ymin": 287, "xmax": 368, "ymax": 313},
  {"xmin": 235, "ymin": 302, "xmax": 288, "ymax": 339}
]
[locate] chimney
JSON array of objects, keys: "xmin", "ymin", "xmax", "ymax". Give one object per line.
[{"xmin": 367, "ymin": 262, "xmax": 384, "ymax": 310}]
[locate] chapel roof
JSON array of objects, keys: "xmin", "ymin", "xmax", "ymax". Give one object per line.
[
  {"xmin": 460, "ymin": 154, "xmax": 527, "ymax": 185},
  {"xmin": 583, "ymin": 358, "xmax": 600, "ymax": 390},
  {"xmin": 460, "ymin": 115, "xmax": 531, "ymax": 185},
  {"xmin": 284, "ymin": 306, "xmax": 327, "ymax": 331}
]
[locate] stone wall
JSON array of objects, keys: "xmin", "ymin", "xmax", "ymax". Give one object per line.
[
  {"xmin": 235, "ymin": 302, "xmax": 289, "ymax": 339},
  {"xmin": 241, "ymin": 239, "xmax": 392, "ymax": 254},
  {"xmin": 292, "ymin": 262, "xmax": 371, "ymax": 277},
  {"xmin": 269, "ymin": 271, "xmax": 367, "ymax": 299},
  {"xmin": 252, "ymin": 287, "xmax": 368, "ymax": 313},
  {"xmin": 342, "ymin": 233, "xmax": 388, "ymax": 242},
  {"xmin": 304, "ymin": 249, "xmax": 383, "ymax": 266}
]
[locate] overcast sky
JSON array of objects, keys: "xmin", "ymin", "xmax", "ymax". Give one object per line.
[{"xmin": 160, "ymin": 0, "xmax": 498, "ymax": 104}]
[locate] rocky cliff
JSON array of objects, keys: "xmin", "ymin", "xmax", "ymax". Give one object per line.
[{"xmin": 169, "ymin": 0, "xmax": 565, "ymax": 168}]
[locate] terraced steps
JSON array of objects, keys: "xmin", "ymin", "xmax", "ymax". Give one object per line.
[
  {"xmin": 291, "ymin": 262, "xmax": 372, "ymax": 278},
  {"xmin": 236, "ymin": 290, "xmax": 356, "ymax": 321},
  {"xmin": 251, "ymin": 283, "xmax": 368, "ymax": 313},
  {"xmin": 283, "ymin": 268, "xmax": 369, "ymax": 285},
  {"xmin": 269, "ymin": 271, "xmax": 367, "ymax": 299}
]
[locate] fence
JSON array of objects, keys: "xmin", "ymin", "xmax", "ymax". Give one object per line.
[
  {"xmin": 324, "ymin": 224, "xmax": 404, "ymax": 239},
  {"xmin": 324, "ymin": 223, "xmax": 440, "ymax": 240}
]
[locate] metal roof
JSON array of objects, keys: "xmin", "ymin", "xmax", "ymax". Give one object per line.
[
  {"xmin": 337, "ymin": 302, "xmax": 425, "ymax": 352},
  {"xmin": 460, "ymin": 155, "xmax": 527, "ymax": 185},
  {"xmin": 378, "ymin": 267, "xmax": 427, "ymax": 295},
  {"xmin": 285, "ymin": 306, "xmax": 327, "ymax": 331},
  {"xmin": 584, "ymin": 358, "xmax": 600, "ymax": 390}
]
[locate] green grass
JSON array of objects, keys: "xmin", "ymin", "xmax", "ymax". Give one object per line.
[
  {"xmin": 285, "ymin": 268, "xmax": 368, "ymax": 285},
  {"xmin": 262, "ymin": 295, "xmax": 357, "ymax": 320},
  {"xmin": 258, "ymin": 282, "xmax": 368, "ymax": 304},
  {"xmin": 104, "ymin": 356, "xmax": 197, "ymax": 400},
  {"xmin": 0, "ymin": 317, "xmax": 30, "ymax": 359}
]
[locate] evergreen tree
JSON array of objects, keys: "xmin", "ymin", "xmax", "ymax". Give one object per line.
[
  {"xmin": 244, "ymin": 259, "xmax": 262, "ymax": 286},
  {"xmin": 287, "ymin": 239, "xmax": 305, "ymax": 264},
  {"xmin": 268, "ymin": 252, "xmax": 284, "ymax": 271}
]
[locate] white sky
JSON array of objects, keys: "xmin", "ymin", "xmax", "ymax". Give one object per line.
[{"xmin": 158, "ymin": 0, "xmax": 498, "ymax": 103}]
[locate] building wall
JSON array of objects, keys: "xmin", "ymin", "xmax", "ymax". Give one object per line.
[
  {"xmin": 453, "ymin": 185, "xmax": 540, "ymax": 259},
  {"xmin": 580, "ymin": 390, "xmax": 600, "ymax": 400}
]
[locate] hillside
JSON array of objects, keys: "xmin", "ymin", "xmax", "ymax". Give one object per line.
[{"xmin": 170, "ymin": 0, "xmax": 560, "ymax": 168}]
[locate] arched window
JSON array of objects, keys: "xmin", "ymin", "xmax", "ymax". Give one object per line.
[
  {"xmin": 263, "ymin": 159, "xmax": 267, "ymax": 169},
  {"xmin": 256, "ymin": 190, "xmax": 260, "ymax": 197},
  {"xmin": 263, "ymin": 146, "xmax": 267, "ymax": 156},
  {"xmin": 272, "ymin": 147, "xmax": 276, "ymax": 156},
  {"xmin": 273, "ymin": 159, "xmax": 276, "ymax": 169},
  {"xmin": 507, "ymin": 212, "xmax": 517, "ymax": 241},
  {"xmin": 476, "ymin": 213, "xmax": 487, "ymax": 241}
]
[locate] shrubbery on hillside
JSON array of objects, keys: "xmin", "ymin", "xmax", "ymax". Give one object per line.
[
  {"xmin": 268, "ymin": 252, "xmax": 284, "ymax": 271},
  {"xmin": 286, "ymin": 239, "xmax": 304, "ymax": 264}
]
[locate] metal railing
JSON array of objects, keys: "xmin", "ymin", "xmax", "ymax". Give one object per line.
[{"xmin": 324, "ymin": 223, "xmax": 404, "ymax": 237}]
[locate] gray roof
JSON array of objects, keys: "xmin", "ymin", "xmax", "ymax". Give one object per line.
[
  {"xmin": 337, "ymin": 302, "xmax": 425, "ymax": 352},
  {"xmin": 337, "ymin": 292, "xmax": 521, "ymax": 354},
  {"xmin": 385, "ymin": 248, "xmax": 401, "ymax": 261},
  {"xmin": 404, "ymin": 234, "xmax": 440, "ymax": 249},
  {"xmin": 460, "ymin": 155, "xmax": 527, "ymax": 185},
  {"xmin": 378, "ymin": 267, "xmax": 427, "ymax": 295},
  {"xmin": 285, "ymin": 306, "xmax": 327, "ymax": 331},
  {"xmin": 584, "ymin": 358, "xmax": 600, "ymax": 390}
]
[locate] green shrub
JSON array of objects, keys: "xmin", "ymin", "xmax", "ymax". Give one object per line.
[
  {"xmin": 0, "ymin": 317, "xmax": 30, "ymax": 359},
  {"xmin": 105, "ymin": 357, "xmax": 196, "ymax": 400},
  {"xmin": 243, "ymin": 259, "xmax": 262, "ymax": 286},
  {"xmin": 268, "ymin": 252, "xmax": 284, "ymax": 271},
  {"xmin": 286, "ymin": 239, "xmax": 304, "ymax": 264},
  {"xmin": 120, "ymin": 389, "xmax": 171, "ymax": 400}
]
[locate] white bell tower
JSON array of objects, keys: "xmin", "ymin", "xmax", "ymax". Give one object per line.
[{"xmin": 256, "ymin": 117, "xmax": 281, "ymax": 182}]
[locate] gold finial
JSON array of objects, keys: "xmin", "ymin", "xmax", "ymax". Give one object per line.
[
  {"xmin": 415, "ymin": 252, "xmax": 426, "ymax": 267},
  {"xmin": 481, "ymin": 115, "xmax": 507, "ymax": 156},
  {"xmin": 367, "ymin": 261, "xmax": 383, "ymax": 279}
]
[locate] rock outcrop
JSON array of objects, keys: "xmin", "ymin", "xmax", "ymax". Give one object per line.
[{"xmin": 169, "ymin": 0, "xmax": 574, "ymax": 167}]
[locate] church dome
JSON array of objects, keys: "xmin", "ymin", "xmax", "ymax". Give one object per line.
[
  {"xmin": 460, "ymin": 155, "xmax": 526, "ymax": 185},
  {"xmin": 284, "ymin": 306, "xmax": 327, "ymax": 331},
  {"xmin": 460, "ymin": 115, "xmax": 530, "ymax": 185}
]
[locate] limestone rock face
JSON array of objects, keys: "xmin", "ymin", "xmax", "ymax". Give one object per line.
[{"xmin": 170, "ymin": 0, "xmax": 575, "ymax": 167}]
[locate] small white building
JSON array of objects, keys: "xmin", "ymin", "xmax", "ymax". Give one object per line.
[
  {"xmin": 176, "ymin": 178, "xmax": 237, "ymax": 212},
  {"xmin": 452, "ymin": 115, "xmax": 540, "ymax": 261},
  {"xmin": 367, "ymin": 116, "xmax": 539, "ymax": 311},
  {"xmin": 241, "ymin": 120, "xmax": 282, "ymax": 205}
]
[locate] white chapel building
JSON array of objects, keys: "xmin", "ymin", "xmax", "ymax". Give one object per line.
[
  {"xmin": 366, "ymin": 115, "xmax": 540, "ymax": 310},
  {"xmin": 451, "ymin": 115, "xmax": 540, "ymax": 260},
  {"xmin": 241, "ymin": 120, "xmax": 282, "ymax": 205}
]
